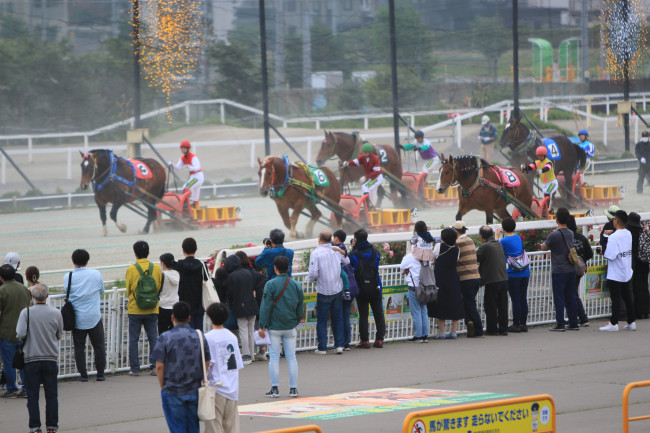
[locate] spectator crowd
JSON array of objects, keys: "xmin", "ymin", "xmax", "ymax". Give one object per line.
[{"xmin": 1, "ymin": 204, "xmax": 648, "ymax": 433}]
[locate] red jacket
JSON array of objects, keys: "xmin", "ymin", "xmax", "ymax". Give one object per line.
[{"xmin": 348, "ymin": 153, "xmax": 381, "ymax": 179}]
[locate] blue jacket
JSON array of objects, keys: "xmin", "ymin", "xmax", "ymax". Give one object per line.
[
  {"xmin": 255, "ymin": 246, "xmax": 294, "ymax": 279},
  {"xmin": 349, "ymin": 241, "xmax": 383, "ymax": 290},
  {"xmin": 333, "ymin": 242, "xmax": 359, "ymax": 297}
]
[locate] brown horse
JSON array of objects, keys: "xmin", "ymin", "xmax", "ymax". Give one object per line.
[
  {"xmin": 500, "ymin": 117, "xmax": 586, "ymax": 204},
  {"xmin": 436, "ymin": 154, "xmax": 533, "ymax": 224},
  {"xmin": 258, "ymin": 156, "xmax": 342, "ymax": 239},
  {"xmin": 315, "ymin": 131, "xmax": 404, "ymax": 207},
  {"xmin": 80, "ymin": 149, "xmax": 166, "ymax": 236}
]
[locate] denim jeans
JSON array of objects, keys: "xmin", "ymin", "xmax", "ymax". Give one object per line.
[
  {"xmin": 161, "ymin": 389, "xmax": 199, "ymax": 433},
  {"xmin": 189, "ymin": 308, "xmax": 204, "ymax": 331},
  {"xmin": 25, "ymin": 361, "xmax": 58, "ymax": 430},
  {"xmin": 0, "ymin": 339, "xmax": 25, "ymax": 393},
  {"xmin": 268, "ymin": 328, "xmax": 298, "ymax": 389},
  {"xmin": 128, "ymin": 314, "xmax": 158, "ymax": 372},
  {"xmin": 407, "ymin": 289, "xmax": 429, "ymax": 338},
  {"xmin": 316, "ymin": 292, "xmax": 344, "ymax": 350},
  {"xmin": 551, "ymin": 271, "xmax": 578, "ymax": 327},
  {"xmin": 507, "ymin": 277, "xmax": 530, "ymax": 326},
  {"xmin": 459, "ymin": 279, "xmax": 483, "ymax": 334},
  {"xmin": 72, "ymin": 319, "xmax": 106, "ymax": 378},
  {"xmin": 342, "ymin": 299, "xmax": 352, "ymax": 347}
]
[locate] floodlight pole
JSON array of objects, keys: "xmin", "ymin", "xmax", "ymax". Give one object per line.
[
  {"xmin": 512, "ymin": 0, "xmax": 520, "ymax": 120},
  {"xmin": 389, "ymin": 0, "xmax": 400, "ymax": 154},
  {"xmin": 622, "ymin": 0, "xmax": 631, "ymax": 152},
  {"xmin": 132, "ymin": 0, "xmax": 141, "ymax": 129},
  {"xmin": 259, "ymin": 0, "xmax": 271, "ymax": 156}
]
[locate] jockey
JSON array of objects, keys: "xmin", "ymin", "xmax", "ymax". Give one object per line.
[
  {"xmin": 401, "ymin": 130, "xmax": 440, "ymax": 182},
  {"xmin": 577, "ymin": 129, "xmax": 595, "ymax": 184},
  {"xmin": 523, "ymin": 146, "xmax": 558, "ymax": 199},
  {"xmin": 343, "ymin": 142, "xmax": 383, "ymax": 206},
  {"xmin": 169, "ymin": 140, "xmax": 204, "ymax": 208}
]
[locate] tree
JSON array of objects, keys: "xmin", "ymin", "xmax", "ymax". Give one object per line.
[
  {"xmin": 364, "ymin": 66, "xmax": 424, "ymax": 110},
  {"xmin": 209, "ymin": 40, "xmax": 261, "ymax": 106},
  {"xmin": 470, "ymin": 16, "xmax": 512, "ymax": 83}
]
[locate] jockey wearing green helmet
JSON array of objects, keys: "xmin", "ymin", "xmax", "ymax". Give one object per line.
[{"xmin": 343, "ymin": 140, "xmax": 384, "ymax": 205}]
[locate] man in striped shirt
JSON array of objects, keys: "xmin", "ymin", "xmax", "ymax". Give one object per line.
[
  {"xmin": 308, "ymin": 231, "xmax": 350, "ymax": 354},
  {"xmin": 452, "ymin": 221, "xmax": 484, "ymax": 338}
]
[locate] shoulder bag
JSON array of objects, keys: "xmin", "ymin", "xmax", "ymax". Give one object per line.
[
  {"xmin": 411, "ymin": 262, "xmax": 438, "ymax": 304},
  {"xmin": 559, "ymin": 230, "xmax": 586, "ymax": 277},
  {"xmin": 61, "ymin": 272, "xmax": 76, "ymax": 331},
  {"xmin": 12, "ymin": 307, "xmax": 29, "ymax": 369},
  {"xmin": 196, "ymin": 329, "xmax": 217, "ymax": 421},
  {"xmin": 201, "ymin": 261, "xmax": 220, "ymax": 311}
]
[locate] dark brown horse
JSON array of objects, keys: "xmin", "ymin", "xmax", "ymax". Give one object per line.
[
  {"xmin": 315, "ymin": 131, "xmax": 404, "ymax": 207},
  {"xmin": 258, "ymin": 156, "xmax": 342, "ymax": 239},
  {"xmin": 80, "ymin": 149, "xmax": 166, "ymax": 236},
  {"xmin": 500, "ymin": 117, "xmax": 586, "ymax": 203},
  {"xmin": 436, "ymin": 154, "xmax": 533, "ymax": 224}
]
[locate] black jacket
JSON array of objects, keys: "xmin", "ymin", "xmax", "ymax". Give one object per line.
[
  {"xmin": 175, "ymin": 256, "xmax": 205, "ymax": 311},
  {"xmin": 635, "ymin": 140, "xmax": 650, "ymax": 164},
  {"xmin": 599, "ymin": 221, "xmax": 615, "ymax": 255},
  {"xmin": 224, "ymin": 255, "xmax": 259, "ymax": 319},
  {"xmin": 572, "ymin": 231, "xmax": 594, "ymax": 263}
]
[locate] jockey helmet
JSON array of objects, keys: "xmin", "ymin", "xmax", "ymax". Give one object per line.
[
  {"xmin": 180, "ymin": 140, "xmax": 191, "ymax": 149},
  {"xmin": 578, "ymin": 129, "xmax": 589, "ymax": 137},
  {"xmin": 535, "ymin": 146, "xmax": 548, "ymax": 157},
  {"xmin": 481, "ymin": 115, "xmax": 490, "ymax": 125},
  {"xmin": 414, "ymin": 130, "xmax": 424, "ymax": 139},
  {"xmin": 362, "ymin": 142, "xmax": 374, "ymax": 153}
]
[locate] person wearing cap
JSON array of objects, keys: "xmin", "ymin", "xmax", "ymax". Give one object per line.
[
  {"xmin": 452, "ymin": 221, "xmax": 484, "ymax": 338},
  {"xmin": 599, "ymin": 210, "xmax": 636, "ymax": 332},
  {"xmin": 400, "ymin": 130, "xmax": 440, "ymax": 183},
  {"xmin": 599, "ymin": 205, "xmax": 620, "ymax": 256},
  {"xmin": 635, "ymin": 131, "xmax": 650, "ymax": 193},
  {"xmin": 626, "ymin": 212, "xmax": 649, "ymax": 319},
  {"xmin": 343, "ymin": 142, "xmax": 383, "ymax": 206},
  {"xmin": 478, "ymin": 115, "xmax": 497, "ymax": 162},
  {"xmin": 522, "ymin": 146, "xmax": 558, "ymax": 200},
  {"xmin": 3, "ymin": 252, "xmax": 24, "ymax": 285},
  {"xmin": 169, "ymin": 140, "xmax": 204, "ymax": 209}
]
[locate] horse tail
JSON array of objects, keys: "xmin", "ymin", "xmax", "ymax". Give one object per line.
[{"xmin": 573, "ymin": 143, "xmax": 587, "ymax": 171}]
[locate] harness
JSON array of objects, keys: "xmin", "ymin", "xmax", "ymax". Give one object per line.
[
  {"xmin": 266, "ymin": 157, "xmax": 317, "ymax": 203},
  {"xmin": 324, "ymin": 132, "xmax": 361, "ymax": 162},
  {"xmin": 91, "ymin": 150, "xmax": 137, "ymax": 196},
  {"xmin": 511, "ymin": 130, "xmax": 538, "ymax": 156}
]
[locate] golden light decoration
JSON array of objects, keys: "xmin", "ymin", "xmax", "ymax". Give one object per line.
[
  {"xmin": 133, "ymin": 0, "xmax": 206, "ymax": 108},
  {"xmin": 600, "ymin": 0, "xmax": 648, "ymax": 82}
]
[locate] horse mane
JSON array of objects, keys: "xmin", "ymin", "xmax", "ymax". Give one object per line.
[{"xmin": 453, "ymin": 155, "xmax": 487, "ymax": 179}]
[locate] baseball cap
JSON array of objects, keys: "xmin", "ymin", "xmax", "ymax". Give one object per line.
[
  {"xmin": 451, "ymin": 221, "xmax": 467, "ymax": 230},
  {"xmin": 604, "ymin": 205, "xmax": 620, "ymax": 219},
  {"xmin": 4, "ymin": 252, "xmax": 20, "ymax": 270}
]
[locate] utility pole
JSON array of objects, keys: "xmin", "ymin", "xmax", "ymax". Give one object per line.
[
  {"xmin": 274, "ymin": 0, "xmax": 284, "ymax": 89},
  {"xmin": 581, "ymin": 0, "xmax": 589, "ymax": 87},
  {"xmin": 389, "ymin": 0, "xmax": 400, "ymax": 153},
  {"xmin": 41, "ymin": 0, "xmax": 47, "ymax": 41},
  {"xmin": 623, "ymin": 0, "xmax": 630, "ymax": 152},
  {"xmin": 259, "ymin": 0, "xmax": 271, "ymax": 156},
  {"xmin": 302, "ymin": 0, "xmax": 312, "ymax": 90},
  {"xmin": 132, "ymin": 0, "xmax": 141, "ymax": 129},
  {"xmin": 512, "ymin": 0, "xmax": 520, "ymax": 120}
]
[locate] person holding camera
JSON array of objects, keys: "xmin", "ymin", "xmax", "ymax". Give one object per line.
[{"xmin": 255, "ymin": 229, "xmax": 294, "ymax": 280}]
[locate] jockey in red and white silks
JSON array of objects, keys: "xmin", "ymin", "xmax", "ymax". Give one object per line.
[
  {"xmin": 343, "ymin": 142, "xmax": 383, "ymax": 205},
  {"xmin": 169, "ymin": 140, "xmax": 204, "ymax": 207}
]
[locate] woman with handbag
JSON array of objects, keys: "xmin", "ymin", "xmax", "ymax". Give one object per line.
[
  {"xmin": 497, "ymin": 218, "xmax": 530, "ymax": 333},
  {"xmin": 567, "ymin": 216, "xmax": 593, "ymax": 326}
]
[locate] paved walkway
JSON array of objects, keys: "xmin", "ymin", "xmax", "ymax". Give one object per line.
[{"xmin": 2, "ymin": 318, "xmax": 649, "ymax": 432}]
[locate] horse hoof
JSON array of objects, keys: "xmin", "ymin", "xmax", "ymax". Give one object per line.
[
  {"xmin": 102, "ymin": 227, "xmax": 107, "ymax": 237},
  {"xmin": 117, "ymin": 223, "xmax": 127, "ymax": 233},
  {"xmin": 138, "ymin": 229, "xmax": 149, "ymax": 235}
]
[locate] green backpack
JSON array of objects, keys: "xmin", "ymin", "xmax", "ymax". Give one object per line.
[{"xmin": 134, "ymin": 262, "xmax": 158, "ymax": 309}]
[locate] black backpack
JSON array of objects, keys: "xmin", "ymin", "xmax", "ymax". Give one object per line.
[{"xmin": 354, "ymin": 248, "xmax": 379, "ymax": 293}]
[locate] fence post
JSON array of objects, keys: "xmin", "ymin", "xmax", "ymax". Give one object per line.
[
  {"xmin": 644, "ymin": 94, "xmax": 647, "ymax": 111},
  {"xmin": 634, "ymin": 115, "xmax": 639, "ymax": 143},
  {"xmin": 28, "ymin": 137, "xmax": 33, "ymax": 163},
  {"xmin": 307, "ymin": 139, "xmax": 312, "ymax": 164},
  {"xmin": 250, "ymin": 141, "xmax": 256, "ymax": 168},
  {"xmin": 499, "ymin": 108, "xmax": 504, "ymax": 124},
  {"xmin": 1, "ymin": 154, "xmax": 6, "ymax": 184},
  {"xmin": 67, "ymin": 148, "xmax": 72, "ymax": 179},
  {"xmin": 220, "ymin": 103, "xmax": 225, "ymax": 124},
  {"xmin": 539, "ymin": 99, "xmax": 544, "ymax": 120},
  {"xmin": 108, "ymin": 288, "xmax": 118, "ymax": 373},
  {"xmin": 606, "ymin": 95, "xmax": 610, "ymax": 115},
  {"xmin": 84, "ymin": 135, "xmax": 89, "ymax": 148},
  {"xmin": 410, "ymin": 114, "xmax": 415, "ymax": 127},
  {"xmin": 364, "ymin": 117, "xmax": 369, "ymax": 130},
  {"xmin": 185, "ymin": 104, "xmax": 191, "ymax": 123},
  {"xmin": 456, "ymin": 115, "xmax": 462, "ymax": 149},
  {"xmin": 603, "ymin": 119, "xmax": 608, "ymax": 147},
  {"xmin": 316, "ymin": 119, "xmax": 320, "ymax": 130},
  {"xmin": 68, "ymin": 193, "xmax": 72, "ymax": 209}
]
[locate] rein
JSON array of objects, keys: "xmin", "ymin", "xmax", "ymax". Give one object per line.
[{"xmin": 91, "ymin": 150, "xmax": 137, "ymax": 195}]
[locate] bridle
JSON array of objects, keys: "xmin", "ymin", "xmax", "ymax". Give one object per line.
[
  {"xmin": 504, "ymin": 120, "xmax": 538, "ymax": 156},
  {"xmin": 322, "ymin": 133, "xmax": 358, "ymax": 162},
  {"xmin": 261, "ymin": 157, "xmax": 290, "ymax": 196},
  {"xmin": 83, "ymin": 152, "xmax": 110, "ymax": 183}
]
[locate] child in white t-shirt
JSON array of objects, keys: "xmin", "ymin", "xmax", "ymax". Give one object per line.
[
  {"xmin": 204, "ymin": 303, "xmax": 244, "ymax": 433},
  {"xmin": 410, "ymin": 220, "xmax": 435, "ymax": 261}
]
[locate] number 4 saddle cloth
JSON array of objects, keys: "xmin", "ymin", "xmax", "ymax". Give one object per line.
[
  {"xmin": 492, "ymin": 166, "xmax": 521, "ymax": 188},
  {"xmin": 128, "ymin": 159, "xmax": 154, "ymax": 179}
]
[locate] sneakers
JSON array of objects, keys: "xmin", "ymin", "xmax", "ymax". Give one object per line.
[
  {"xmin": 96, "ymin": 376, "xmax": 106, "ymax": 381},
  {"xmin": 289, "ymin": 388, "xmax": 299, "ymax": 398},
  {"xmin": 254, "ymin": 352, "xmax": 267, "ymax": 362},
  {"xmin": 549, "ymin": 324, "xmax": 565, "ymax": 332},
  {"xmin": 314, "ymin": 349, "xmax": 327, "ymax": 355},
  {"xmin": 265, "ymin": 387, "xmax": 279, "ymax": 398},
  {"xmin": 373, "ymin": 339, "xmax": 383, "ymax": 348},
  {"xmin": 355, "ymin": 341, "xmax": 371, "ymax": 349},
  {"xmin": 507, "ymin": 326, "xmax": 521, "ymax": 333},
  {"xmin": 566, "ymin": 324, "xmax": 580, "ymax": 331},
  {"xmin": 149, "ymin": 369, "xmax": 157, "ymax": 376},
  {"xmin": 434, "ymin": 333, "xmax": 447, "ymax": 340},
  {"xmin": 128, "ymin": 371, "xmax": 140, "ymax": 377},
  {"xmin": 445, "ymin": 333, "xmax": 457, "ymax": 340},
  {"xmin": 16, "ymin": 388, "xmax": 27, "ymax": 398},
  {"xmin": 599, "ymin": 322, "xmax": 619, "ymax": 332},
  {"xmin": 343, "ymin": 344, "xmax": 351, "ymax": 351},
  {"xmin": 78, "ymin": 376, "xmax": 89, "ymax": 382},
  {"xmin": 47, "ymin": 429, "xmax": 57, "ymax": 433},
  {"xmin": 420, "ymin": 336, "xmax": 429, "ymax": 343},
  {"xmin": 335, "ymin": 347, "xmax": 343, "ymax": 354},
  {"xmin": 242, "ymin": 355, "xmax": 253, "ymax": 365},
  {"xmin": 579, "ymin": 320, "xmax": 590, "ymax": 327},
  {"xmin": 466, "ymin": 321, "xmax": 475, "ymax": 338},
  {"xmin": 624, "ymin": 322, "xmax": 637, "ymax": 331},
  {"xmin": 407, "ymin": 336, "xmax": 420, "ymax": 342},
  {"xmin": 0, "ymin": 390, "xmax": 17, "ymax": 398}
]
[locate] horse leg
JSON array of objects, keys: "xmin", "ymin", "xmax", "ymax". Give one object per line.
[
  {"xmin": 305, "ymin": 203, "xmax": 322, "ymax": 239},
  {"xmin": 110, "ymin": 202, "xmax": 127, "ymax": 233},
  {"xmin": 375, "ymin": 185, "xmax": 384, "ymax": 208},
  {"xmin": 140, "ymin": 200, "xmax": 157, "ymax": 234},
  {"xmin": 97, "ymin": 202, "xmax": 108, "ymax": 237},
  {"xmin": 289, "ymin": 201, "xmax": 307, "ymax": 239},
  {"xmin": 275, "ymin": 201, "xmax": 292, "ymax": 233},
  {"xmin": 495, "ymin": 207, "xmax": 511, "ymax": 221},
  {"xmin": 485, "ymin": 210, "xmax": 495, "ymax": 225}
]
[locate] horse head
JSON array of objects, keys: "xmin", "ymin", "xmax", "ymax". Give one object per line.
[
  {"xmin": 436, "ymin": 153, "xmax": 456, "ymax": 193},
  {"xmin": 79, "ymin": 151, "xmax": 97, "ymax": 191},
  {"xmin": 258, "ymin": 156, "xmax": 279, "ymax": 197},
  {"xmin": 500, "ymin": 117, "xmax": 529, "ymax": 150},
  {"xmin": 315, "ymin": 131, "xmax": 337, "ymax": 165}
]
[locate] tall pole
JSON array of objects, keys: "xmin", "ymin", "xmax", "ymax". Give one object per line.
[
  {"xmin": 581, "ymin": 0, "xmax": 589, "ymax": 86},
  {"xmin": 512, "ymin": 0, "xmax": 520, "ymax": 120},
  {"xmin": 302, "ymin": 0, "xmax": 312, "ymax": 90},
  {"xmin": 622, "ymin": 0, "xmax": 630, "ymax": 152},
  {"xmin": 132, "ymin": 0, "xmax": 141, "ymax": 129},
  {"xmin": 388, "ymin": 0, "xmax": 400, "ymax": 153},
  {"xmin": 259, "ymin": 0, "xmax": 271, "ymax": 156},
  {"xmin": 273, "ymin": 0, "xmax": 284, "ymax": 89}
]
